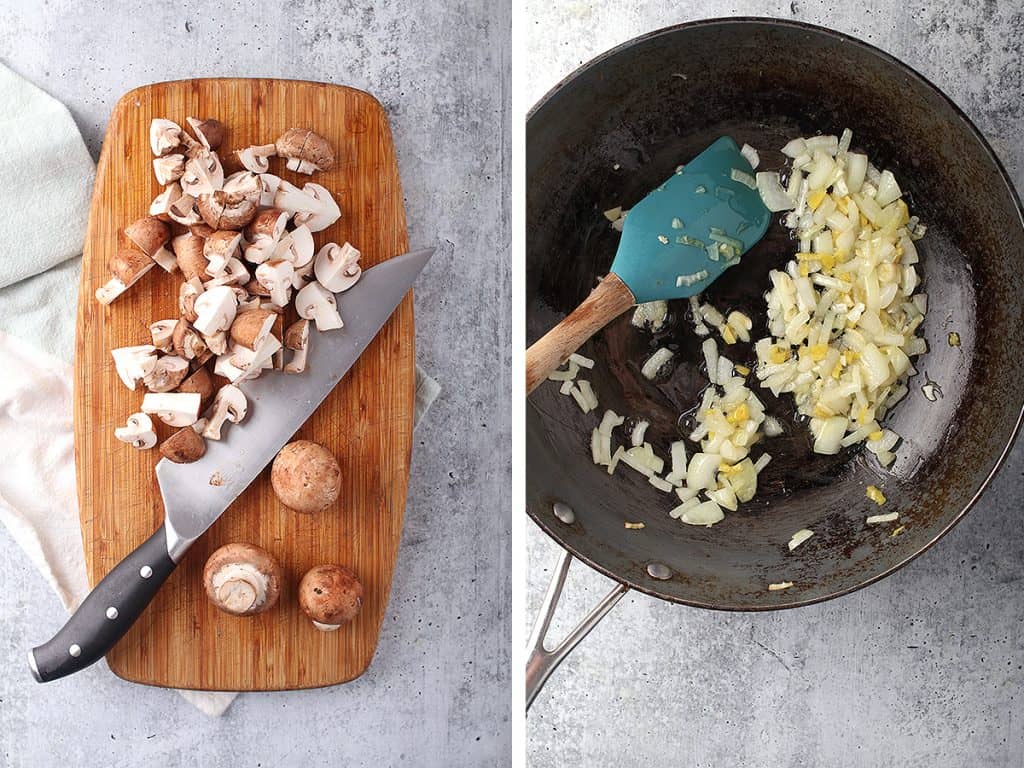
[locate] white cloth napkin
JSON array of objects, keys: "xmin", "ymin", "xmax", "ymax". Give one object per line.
[{"xmin": 0, "ymin": 63, "xmax": 441, "ymax": 717}]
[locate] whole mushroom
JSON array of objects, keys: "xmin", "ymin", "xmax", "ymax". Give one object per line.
[
  {"xmin": 298, "ymin": 564, "xmax": 363, "ymax": 631},
  {"xmin": 270, "ymin": 440, "xmax": 341, "ymax": 514},
  {"xmin": 203, "ymin": 543, "xmax": 282, "ymax": 616}
]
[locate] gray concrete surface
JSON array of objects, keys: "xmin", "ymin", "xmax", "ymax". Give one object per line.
[
  {"xmin": 0, "ymin": 2, "xmax": 510, "ymax": 766},
  {"xmin": 525, "ymin": 1, "xmax": 1024, "ymax": 766}
]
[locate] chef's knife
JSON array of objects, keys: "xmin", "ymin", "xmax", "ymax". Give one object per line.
[{"xmin": 29, "ymin": 247, "xmax": 434, "ymax": 682}]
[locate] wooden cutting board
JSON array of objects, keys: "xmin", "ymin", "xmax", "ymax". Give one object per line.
[{"xmin": 74, "ymin": 78, "xmax": 414, "ymax": 690}]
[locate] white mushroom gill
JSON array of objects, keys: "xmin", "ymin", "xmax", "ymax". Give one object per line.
[{"xmin": 210, "ymin": 563, "xmax": 270, "ymax": 613}]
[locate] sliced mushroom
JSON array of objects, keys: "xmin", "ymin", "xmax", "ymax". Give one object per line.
[
  {"xmin": 172, "ymin": 233, "xmax": 209, "ymax": 281},
  {"xmin": 114, "ymin": 412, "xmax": 157, "ymax": 450},
  {"xmin": 202, "ymin": 384, "xmax": 247, "ymax": 440},
  {"xmin": 179, "ymin": 277, "xmax": 205, "ymax": 322},
  {"xmin": 167, "ymin": 193, "xmax": 202, "ymax": 226},
  {"xmin": 143, "ymin": 355, "xmax": 189, "ymax": 393},
  {"xmin": 153, "ymin": 154, "xmax": 185, "ymax": 185},
  {"xmin": 150, "ymin": 118, "xmax": 183, "ymax": 156},
  {"xmin": 172, "ymin": 318, "xmax": 207, "ymax": 360},
  {"xmin": 203, "ymin": 543, "xmax": 282, "ymax": 616},
  {"xmin": 314, "ymin": 242, "xmax": 361, "ymax": 293},
  {"xmin": 203, "ymin": 231, "xmax": 243, "ymax": 276},
  {"xmin": 96, "ymin": 249, "xmax": 155, "ymax": 305},
  {"xmin": 149, "ymin": 320, "xmax": 177, "ymax": 352},
  {"xmin": 159, "ymin": 426, "xmax": 206, "ymax": 463},
  {"xmin": 229, "ymin": 309, "xmax": 276, "ymax": 350},
  {"xmin": 236, "ymin": 143, "xmax": 276, "ymax": 173},
  {"xmin": 111, "ymin": 345, "xmax": 157, "ymax": 390},
  {"xmin": 255, "ymin": 260, "xmax": 294, "ymax": 307},
  {"xmin": 141, "ymin": 391, "xmax": 201, "ymax": 427},
  {"xmin": 298, "ymin": 564, "xmax": 363, "ymax": 630},
  {"xmin": 185, "ymin": 117, "xmax": 225, "ymax": 151},
  {"xmin": 275, "ymin": 128, "xmax": 335, "ymax": 174},
  {"xmin": 180, "ymin": 149, "xmax": 225, "ymax": 196},
  {"xmin": 150, "ymin": 182, "xmax": 183, "ymax": 220},
  {"xmin": 197, "ymin": 190, "xmax": 257, "ymax": 230},
  {"xmin": 203, "ymin": 257, "xmax": 250, "ymax": 289},
  {"xmin": 283, "ymin": 319, "xmax": 310, "ymax": 374},
  {"xmin": 271, "ymin": 224, "xmax": 314, "ymax": 268},
  {"xmin": 273, "ymin": 180, "xmax": 340, "ymax": 233},
  {"xmin": 192, "ymin": 285, "xmax": 238, "ymax": 336},
  {"xmin": 295, "ymin": 281, "xmax": 343, "ymax": 331},
  {"xmin": 177, "ymin": 365, "xmax": 214, "ymax": 410}
]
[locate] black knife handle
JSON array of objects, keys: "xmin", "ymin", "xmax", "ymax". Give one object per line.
[{"xmin": 29, "ymin": 523, "xmax": 178, "ymax": 682}]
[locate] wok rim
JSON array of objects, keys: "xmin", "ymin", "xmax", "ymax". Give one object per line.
[{"xmin": 526, "ymin": 16, "xmax": 1024, "ymax": 611}]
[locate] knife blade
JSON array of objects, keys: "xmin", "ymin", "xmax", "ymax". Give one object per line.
[{"xmin": 29, "ymin": 246, "xmax": 434, "ymax": 682}]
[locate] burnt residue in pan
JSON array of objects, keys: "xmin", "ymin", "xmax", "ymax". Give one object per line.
[{"xmin": 526, "ymin": 19, "xmax": 1024, "ymax": 610}]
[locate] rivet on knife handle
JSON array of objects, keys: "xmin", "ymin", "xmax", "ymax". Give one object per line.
[{"xmin": 29, "ymin": 523, "xmax": 178, "ymax": 682}]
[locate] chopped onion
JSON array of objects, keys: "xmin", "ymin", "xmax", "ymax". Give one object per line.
[
  {"xmin": 547, "ymin": 360, "xmax": 579, "ymax": 382},
  {"xmin": 756, "ymin": 171, "xmax": 796, "ymax": 212},
  {"xmin": 570, "ymin": 352, "xmax": 595, "ymax": 369},
  {"xmin": 686, "ymin": 452, "xmax": 720, "ymax": 491},
  {"xmin": 631, "ymin": 420, "xmax": 649, "ymax": 447},
  {"xmin": 680, "ymin": 499, "xmax": 724, "ymax": 527},
  {"xmin": 768, "ymin": 581, "xmax": 794, "ymax": 591},
  {"xmin": 632, "ymin": 300, "xmax": 668, "ymax": 331},
  {"xmin": 702, "ymin": 338, "xmax": 719, "ymax": 384},
  {"xmin": 866, "ymin": 511, "xmax": 898, "ymax": 524},
  {"xmin": 788, "ymin": 528, "xmax": 814, "ymax": 551},
  {"xmin": 649, "ymin": 475, "xmax": 674, "ymax": 493},
  {"xmin": 641, "ymin": 347, "xmax": 675, "ymax": 380},
  {"xmin": 730, "ymin": 168, "xmax": 757, "ymax": 189},
  {"xmin": 740, "ymin": 143, "xmax": 760, "ymax": 170}
]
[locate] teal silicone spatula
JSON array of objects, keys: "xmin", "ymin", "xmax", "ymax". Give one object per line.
[{"xmin": 526, "ymin": 136, "xmax": 772, "ymax": 394}]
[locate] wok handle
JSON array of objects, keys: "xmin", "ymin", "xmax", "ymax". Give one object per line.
[
  {"xmin": 525, "ymin": 273, "xmax": 635, "ymax": 394},
  {"xmin": 526, "ymin": 548, "xmax": 629, "ymax": 710}
]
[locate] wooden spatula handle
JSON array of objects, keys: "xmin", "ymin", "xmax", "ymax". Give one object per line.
[{"xmin": 526, "ymin": 273, "xmax": 635, "ymax": 395}]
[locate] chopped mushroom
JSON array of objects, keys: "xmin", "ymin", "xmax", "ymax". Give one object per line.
[
  {"xmin": 111, "ymin": 345, "xmax": 158, "ymax": 390},
  {"xmin": 271, "ymin": 224, "xmax": 315, "ymax": 268},
  {"xmin": 202, "ymin": 384, "xmax": 247, "ymax": 439},
  {"xmin": 172, "ymin": 233, "xmax": 209, "ymax": 281},
  {"xmin": 197, "ymin": 190, "xmax": 257, "ymax": 230},
  {"xmin": 150, "ymin": 182, "xmax": 183, "ymax": 220},
  {"xmin": 203, "ymin": 257, "xmax": 250, "ymax": 288},
  {"xmin": 159, "ymin": 426, "xmax": 206, "ymax": 463},
  {"xmin": 255, "ymin": 260, "xmax": 295, "ymax": 307},
  {"xmin": 298, "ymin": 564, "xmax": 363, "ymax": 630},
  {"xmin": 314, "ymin": 242, "xmax": 361, "ymax": 292},
  {"xmin": 243, "ymin": 208, "xmax": 289, "ymax": 265},
  {"xmin": 171, "ymin": 318, "xmax": 207, "ymax": 360},
  {"xmin": 203, "ymin": 231, "xmax": 242, "ymax": 276},
  {"xmin": 150, "ymin": 118, "xmax": 183, "ymax": 156},
  {"xmin": 283, "ymin": 319, "xmax": 310, "ymax": 374},
  {"xmin": 274, "ymin": 128, "xmax": 335, "ymax": 175},
  {"xmin": 176, "ymin": 365, "xmax": 214, "ymax": 409},
  {"xmin": 149, "ymin": 319, "xmax": 177, "ymax": 352},
  {"xmin": 95, "ymin": 249, "xmax": 155, "ymax": 305},
  {"xmin": 222, "ymin": 171, "xmax": 262, "ymax": 205},
  {"xmin": 114, "ymin": 412, "xmax": 157, "ymax": 450},
  {"xmin": 141, "ymin": 391, "xmax": 202, "ymax": 427},
  {"xmin": 236, "ymin": 143, "xmax": 277, "ymax": 173},
  {"xmin": 124, "ymin": 216, "xmax": 176, "ymax": 272},
  {"xmin": 203, "ymin": 329, "xmax": 229, "ymax": 356},
  {"xmin": 153, "ymin": 154, "xmax": 185, "ymax": 185},
  {"xmin": 270, "ymin": 440, "xmax": 341, "ymax": 513},
  {"xmin": 179, "ymin": 276, "xmax": 204, "ymax": 322},
  {"xmin": 180, "ymin": 150, "xmax": 224, "ymax": 196},
  {"xmin": 295, "ymin": 281, "xmax": 343, "ymax": 331},
  {"xmin": 167, "ymin": 193, "xmax": 203, "ymax": 226},
  {"xmin": 192, "ymin": 285, "xmax": 238, "ymax": 336},
  {"xmin": 143, "ymin": 355, "xmax": 189, "ymax": 393},
  {"xmin": 203, "ymin": 543, "xmax": 282, "ymax": 616},
  {"xmin": 256, "ymin": 173, "xmax": 281, "ymax": 207},
  {"xmin": 229, "ymin": 309, "xmax": 276, "ymax": 350},
  {"xmin": 185, "ymin": 117, "xmax": 225, "ymax": 151}
]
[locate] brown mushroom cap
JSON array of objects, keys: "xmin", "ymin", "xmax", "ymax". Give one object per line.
[
  {"xmin": 190, "ymin": 223, "xmax": 216, "ymax": 238},
  {"xmin": 177, "ymin": 364, "xmax": 214, "ymax": 409},
  {"xmin": 270, "ymin": 440, "xmax": 341, "ymax": 514},
  {"xmin": 245, "ymin": 208, "xmax": 289, "ymax": 241},
  {"xmin": 124, "ymin": 216, "xmax": 170, "ymax": 256},
  {"xmin": 198, "ymin": 190, "xmax": 258, "ymax": 230},
  {"xmin": 229, "ymin": 309, "xmax": 276, "ymax": 350},
  {"xmin": 275, "ymin": 128, "xmax": 335, "ymax": 172},
  {"xmin": 173, "ymin": 234, "xmax": 209, "ymax": 281},
  {"xmin": 298, "ymin": 564, "xmax": 363, "ymax": 625},
  {"xmin": 159, "ymin": 427, "xmax": 206, "ymax": 463},
  {"xmin": 203, "ymin": 543, "xmax": 282, "ymax": 616},
  {"xmin": 108, "ymin": 248, "xmax": 152, "ymax": 283}
]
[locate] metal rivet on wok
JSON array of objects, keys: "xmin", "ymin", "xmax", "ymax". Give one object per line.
[
  {"xmin": 552, "ymin": 501, "xmax": 576, "ymax": 525},
  {"xmin": 647, "ymin": 562, "xmax": 673, "ymax": 580}
]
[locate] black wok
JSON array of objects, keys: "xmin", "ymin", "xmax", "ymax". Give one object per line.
[{"xmin": 526, "ymin": 18, "xmax": 1024, "ymax": 703}]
